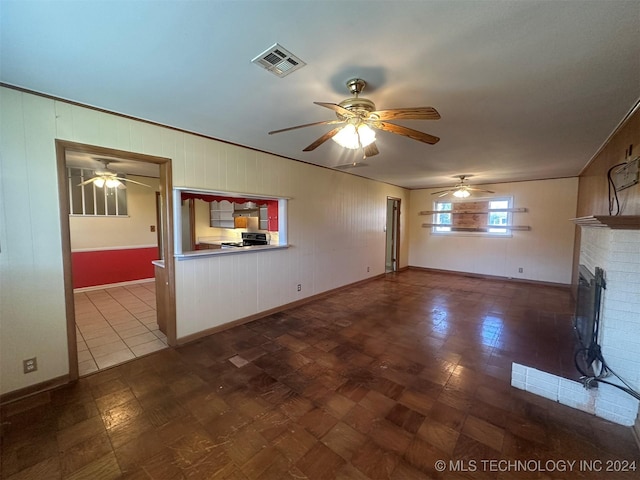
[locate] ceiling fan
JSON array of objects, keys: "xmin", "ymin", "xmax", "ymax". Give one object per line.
[
  {"xmin": 268, "ymin": 78, "xmax": 441, "ymax": 158},
  {"xmin": 77, "ymin": 158, "xmax": 150, "ymax": 189},
  {"xmin": 431, "ymin": 175, "xmax": 495, "ymax": 198}
]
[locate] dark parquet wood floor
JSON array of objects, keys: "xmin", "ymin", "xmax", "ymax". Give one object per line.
[{"xmin": 2, "ymin": 270, "xmax": 639, "ymax": 479}]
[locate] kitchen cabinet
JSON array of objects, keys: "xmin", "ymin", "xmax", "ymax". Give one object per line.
[
  {"xmin": 267, "ymin": 201, "xmax": 279, "ymax": 231},
  {"xmin": 258, "ymin": 202, "xmax": 278, "ymax": 231},
  {"xmin": 210, "ymin": 200, "xmax": 234, "ymax": 228},
  {"xmin": 259, "ymin": 206, "xmax": 268, "ymax": 230}
]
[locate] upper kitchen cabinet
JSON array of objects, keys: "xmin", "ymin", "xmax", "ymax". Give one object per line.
[
  {"xmin": 259, "ymin": 201, "xmax": 279, "ymax": 231},
  {"xmin": 268, "ymin": 201, "xmax": 278, "ymax": 232},
  {"xmin": 210, "ymin": 200, "xmax": 234, "ymax": 228}
]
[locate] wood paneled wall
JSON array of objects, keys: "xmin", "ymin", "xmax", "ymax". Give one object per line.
[
  {"xmin": 572, "ymin": 104, "xmax": 640, "ymax": 285},
  {"xmin": 0, "ymin": 86, "xmax": 410, "ymax": 395},
  {"xmin": 577, "ymin": 106, "xmax": 640, "ymax": 217}
]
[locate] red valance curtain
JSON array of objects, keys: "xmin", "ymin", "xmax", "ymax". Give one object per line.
[{"xmin": 180, "ymin": 192, "xmax": 275, "ymax": 207}]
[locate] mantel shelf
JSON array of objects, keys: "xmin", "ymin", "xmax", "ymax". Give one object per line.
[{"xmin": 571, "ymin": 215, "xmax": 640, "ymax": 229}]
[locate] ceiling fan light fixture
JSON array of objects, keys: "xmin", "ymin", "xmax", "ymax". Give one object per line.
[
  {"xmin": 332, "ymin": 123, "xmax": 376, "ymax": 150},
  {"xmin": 453, "ymin": 188, "xmax": 471, "ymax": 198},
  {"xmin": 93, "ymin": 177, "xmax": 106, "ymax": 188},
  {"xmin": 105, "ymin": 177, "xmax": 122, "ymax": 188}
]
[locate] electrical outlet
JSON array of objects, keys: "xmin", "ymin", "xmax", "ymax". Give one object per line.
[
  {"xmin": 23, "ymin": 357, "xmax": 37, "ymax": 374},
  {"xmin": 150, "ymin": 225, "xmax": 156, "ymax": 232},
  {"xmin": 518, "ymin": 267, "xmax": 524, "ymax": 273},
  {"xmin": 297, "ymin": 284, "xmax": 301, "ymax": 292}
]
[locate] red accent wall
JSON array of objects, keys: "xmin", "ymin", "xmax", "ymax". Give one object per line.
[{"xmin": 71, "ymin": 247, "xmax": 159, "ymax": 289}]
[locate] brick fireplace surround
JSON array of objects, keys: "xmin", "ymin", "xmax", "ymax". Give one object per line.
[
  {"xmin": 512, "ymin": 102, "xmax": 639, "ymax": 445},
  {"xmin": 511, "ymin": 222, "xmax": 640, "ymax": 427}
]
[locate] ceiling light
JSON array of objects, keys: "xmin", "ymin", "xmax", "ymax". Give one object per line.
[
  {"xmin": 453, "ymin": 187, "xmax": 471, "ymax": 198},
  {"xmin": 104, "ymin": 177, "xmax": 122, "ymax": 188},
  {"xmin": 76, "ymin": 160, "xmax": 151, "ymax": 190},
  {"xmin": 332, "ymin": 123, "xmax": 376, "ymax": 150}
]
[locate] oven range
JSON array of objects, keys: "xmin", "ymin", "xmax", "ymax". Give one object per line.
[{"xmin": 220, "ymin": 232, "xmax": 268, "ymax": 249}]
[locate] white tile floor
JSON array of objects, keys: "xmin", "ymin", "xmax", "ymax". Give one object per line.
[{"xmin": 74, "ymin": 281, "xmax": 167, "ymax": 376}]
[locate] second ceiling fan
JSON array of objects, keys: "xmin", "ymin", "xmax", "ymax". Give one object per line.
[{"xmin": 268, "ymin": 78, "xmax": 441, "ymax": 158}]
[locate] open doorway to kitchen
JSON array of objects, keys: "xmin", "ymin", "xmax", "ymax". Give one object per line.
[
  {"xmin": 385, "ymin": 197, "xmax": 401, "ymax": 273},
  {"xmin": 56, "ymin": 140, "xmax": 175, "ymax": 380}
]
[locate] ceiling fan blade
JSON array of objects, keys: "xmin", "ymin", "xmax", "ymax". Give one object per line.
[
  {"xmin": 302, "ymin": 126, "xmax": 343, "ymax": 152},
  {"xmin": 269, "ymin": 119, "xmax": 344, "ymax": 135},
  {"xmin": 377, "ymin": 121, "xmax": 440, "ymax": 145},
  {"xmin": 372, "ymin": 107, "xmax": 440, "ymax": 121},
  {"xmin": 118, "ymin": 177, "xmax": 151, "ymax": 187},
  {"xmin": 314, "ymin": 102, "xmax": 355, "ymax": 118},
  {"xmin": 77, "ymin": 178, "xmax": 96, "ymax": 187},
  {"xmin": 431, "ymin": 189, "xmax": 452, "ymax": 196},
  {"xmin": 467, "ymin": 187, "xmax": 495, "ymax": 193},
  {"xmin": 363, "ymin": 142, "xmax": 379, "ymax": 158}
]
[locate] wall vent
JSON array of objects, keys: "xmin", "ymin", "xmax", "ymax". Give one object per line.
[{"xmin": 252, "ymin": 43, "xmax": 306, "ymax": 77}]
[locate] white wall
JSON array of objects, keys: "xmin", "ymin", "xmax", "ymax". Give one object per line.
[
  {"xmin": 0, "ymin": 86, "xmax": 410, "ymax": 395},
  {"xmin": 69, "ymin": 175, "xmax": 160, "ymax": 250},
  {"xmin": 408, "ymin": 177, "xmax": 579, "ymax": 284}
]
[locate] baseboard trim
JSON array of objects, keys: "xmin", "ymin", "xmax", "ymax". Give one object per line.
[
  {"xmin": 0, "ymin": 374, "xmax": 70, "ymax": 407},
  {"xmin": 176, "ymin": 273, "xmax": 385, "ymax": 346},
  {"xmin": 407, "ymin": 266, "xmax": 571, "ymax": 289},
  {"xmin": 74, "ymin": 277, "xmax": 154, "ymax": 293}
]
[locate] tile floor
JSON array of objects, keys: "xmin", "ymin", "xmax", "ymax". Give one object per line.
[
  {"xmin": 1, "ymin": 269, "xmax": 638, "ymax": 479},
  {"xmin": 74, "ymin": 282, "xmax": 167, "ymax": 376}
]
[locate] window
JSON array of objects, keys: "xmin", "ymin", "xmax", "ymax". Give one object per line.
[
  {"xmin": 68, "ymin": 167, "xmax": 128, "ymax": 216},
  {"xmin": 432, "ymin": 197, "xmax": 512, "ymax": 236}
]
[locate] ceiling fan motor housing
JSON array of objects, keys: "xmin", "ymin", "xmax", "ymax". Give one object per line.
[
  {"xmin": 337, "ymin": 78, "xmax": 377, "ymax": 120},
  {"xmin": 337, "ymin": 97, "xmax": 376, "ymax": 120}
]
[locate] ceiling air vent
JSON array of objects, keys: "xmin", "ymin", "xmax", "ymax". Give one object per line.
[{"xmin": 252, "ymin": 43, "xmax": 306, "ymax": 78}]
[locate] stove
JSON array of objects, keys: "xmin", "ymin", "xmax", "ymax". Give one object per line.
[
  {"xmin": 220, "ymin": 232, "xmax": 268, "ymax": 249},
  {"xmin": 220, "ymin": 242, "xmax": 243, "ymax": 249},
  {"xmin": 241, "ymin": 232, "xmax": 268, "ymax": 246}
]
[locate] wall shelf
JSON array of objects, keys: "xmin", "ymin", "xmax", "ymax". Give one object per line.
[
  {"xmin": 422, "ymin": 204, "xmax": 530, "ymax": 231},
  {"xmin": 421, "ymin": 223, "xmax": 530, "ymax": 230},
  {"xmin": 571, "ymin": 215, "xmax": 640, "ymax": 229},
  {"xmin": 419, "ymin": 207, "xmax": 527, "ymax": 215}
]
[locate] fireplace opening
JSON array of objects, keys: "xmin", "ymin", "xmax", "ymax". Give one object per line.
[{"xmin": 573, "ymin": 265, "xmax": 605, "ymax": 375}]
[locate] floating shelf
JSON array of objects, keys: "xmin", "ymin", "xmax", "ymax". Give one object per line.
[
  {"xmin": 422, "ymin": 223, "xmax": 530, "ymax": 231},
  {"xmin": 419, "ymin": 207, "xmax": 527, "ymax": 215},
  {"xmin": 571, "ymin": 215, "xmax": 640, "ymax": 229}
]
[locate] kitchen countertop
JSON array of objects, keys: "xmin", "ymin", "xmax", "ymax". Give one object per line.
[
  {"xmin": 176, "ymin": 243, "xmax": 289, "ymax": 260},
  {"xmin": 197, "ymin": 236, "xmax": 241, "ymax": 245}
]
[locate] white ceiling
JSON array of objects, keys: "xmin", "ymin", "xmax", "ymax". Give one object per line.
[{"xmin": 1, "ymin": 1, "xmax": 639, "ymax": 189}]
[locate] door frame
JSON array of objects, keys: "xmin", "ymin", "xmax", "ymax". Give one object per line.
[
  {"xmin": 55, "ymin": 140, "xmax": 176, "ymax": 382},
  {"xmin": 386, "ymin": 197, "xmax": 401, "ymax": 272}
]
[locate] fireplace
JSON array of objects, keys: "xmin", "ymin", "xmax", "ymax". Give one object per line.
[
  {"xmin": 512, "ymin": 221, "xmax": 640, "ymax": 427},
  {"xmin": 573, "ymin": 264, "xmax": 605, "ymax": 372}
]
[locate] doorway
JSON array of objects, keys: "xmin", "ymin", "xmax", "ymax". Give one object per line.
[
  {"xmin": 385, "ymin": 197, "xmax": 401, "ymax": 273},
  {"xmin": 56, "ymin": 140, "xmax": 176, "ymax": 381}
]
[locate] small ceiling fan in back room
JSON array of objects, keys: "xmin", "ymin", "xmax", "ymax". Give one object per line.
[
  {"xmin": 431, "ymin": 175, "xmax": 495, "ymax": 198},
  {"xmin": 77, "ymin": 158, "xmax": 151, "ymax": 189},
  {"xmin": 268, "ymin": 78, "xmax": 441, "ymax": 159}
]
